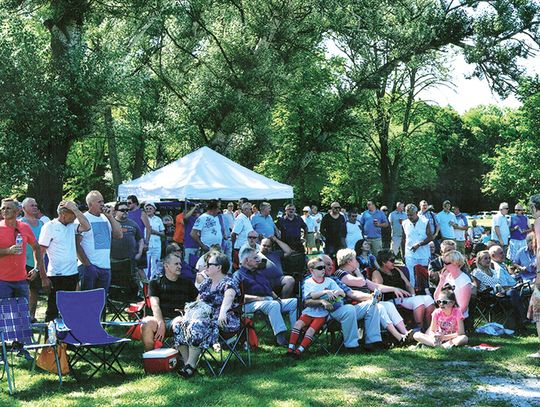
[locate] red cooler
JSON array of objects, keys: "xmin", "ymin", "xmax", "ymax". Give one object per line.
[{"xmin": 143, "ymin": 348, "xmax": 179, "ymax": 373}]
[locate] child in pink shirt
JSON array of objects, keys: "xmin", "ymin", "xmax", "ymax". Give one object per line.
[{"xmin": 413, "ymin": 285, "xmax": 468, "ymax": 348}]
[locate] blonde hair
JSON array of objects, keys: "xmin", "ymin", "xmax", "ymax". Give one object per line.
[
  {"xmin": 443, "ymin": 250, "xmax": 465, "ymax": 267},
  {"xmin": 475, "ymin": 250, "xmax": 490, "ymax": 270},
  {"xmin": 307, "ymin": 257, "xmax": 324, "ymax": 269},
  {"xmin": 336, "ymin": 248, "xmax": 356, "ymax": 267}
]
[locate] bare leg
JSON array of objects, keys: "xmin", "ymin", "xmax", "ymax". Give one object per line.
[
  {"xmin": 424, "ymin": 304, "xmax": 435, "ymax": 330},
  {"xmin": 394, "ymin": 320, "xmax": 408, "ymax": 335},
  {"xmin": 177, "ymin": 345, "xmax": 189, "ymax": 365},
  {"xmin": 413, "ymin": 304, "xmax": 425, "ymax": 328},
  {"xmin": 29, "ymin": 286, "xmax": 39, "ymax": 319},
  {"xmin": 186, "ymin": 346, "xmax": 202, "ymax": 368},
  {"xmin": 413, "ymin": 332, "xmax": 437, "ymax": 347},
  {"xmin": 141, "ymin": 317, "xmax": 158, "ymax": 351},
  {"xmin": 280, "ymin": 276, "xmax": 295, "ymax": 299},
  {"xmin": 387, "ymin": 323, "xmax": 406, "ymax": 341}
]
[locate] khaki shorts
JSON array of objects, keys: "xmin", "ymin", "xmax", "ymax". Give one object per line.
[{"xmin": 306, "ymin": 232, "xmax": 316, "ymax": 248}]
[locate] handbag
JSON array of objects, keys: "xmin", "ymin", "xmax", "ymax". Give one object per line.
[{"xmin": 36, "ymin": 343, "xmax": 70, "ymax": 375}]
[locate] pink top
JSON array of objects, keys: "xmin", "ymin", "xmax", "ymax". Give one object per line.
[{"xmin": 432, "ymin": 307, "xmax": 463, "ymax": 336}]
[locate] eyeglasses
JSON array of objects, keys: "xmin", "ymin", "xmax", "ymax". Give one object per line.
[
  {"xmin": 501, "ymin": 207, "xmax": 509, "ymax": 210},
  {"xmin": 516, "ymin": 209, "xmax": 524, "ymax": 212},
  {"xmin": 117, "ymin": 208, "xmax": 129, "ymax": 212},
  {"xmin": 436, "ymin": 299, "xmax": 451, "ymax": 306},
  {"xmin": 312, "ymin": 265, "xmax": 326, "ymax": 271},
  {"xmin": 248, "ymin": 236, "xmax": 258, "ymax": 239}
]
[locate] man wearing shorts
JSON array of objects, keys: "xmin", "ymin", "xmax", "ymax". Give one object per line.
[{"xmin": 141, "ymin": 253, "xmax": 198, "ymax": 351}]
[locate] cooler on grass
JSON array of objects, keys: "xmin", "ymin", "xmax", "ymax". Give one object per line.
[{"xmin": 143, "ymin": 348, "xmax": 179, "ymax": 373}]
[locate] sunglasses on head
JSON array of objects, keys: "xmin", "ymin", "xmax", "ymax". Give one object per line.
[
  {"xmin": 436, "ymin": 299, "xmax": 452, "ymax": 306},
  {"xmin": 312, "ymin": 265, "xmax": 326, "ymax": 271}
]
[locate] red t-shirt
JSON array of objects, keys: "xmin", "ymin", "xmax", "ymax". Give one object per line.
[{"xmin": 0, "ymin": 220, "xmax": 36, "ymax": 281}]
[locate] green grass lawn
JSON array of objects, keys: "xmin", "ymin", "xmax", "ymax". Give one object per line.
[{"xmin": 2, "ymin": 317, "xmax": 540, "ymax": 406}]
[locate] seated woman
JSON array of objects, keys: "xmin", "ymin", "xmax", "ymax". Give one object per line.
[
  {"xmin": 354, "ymin": 239, "xmax": 380, "ymax": 276},
  {"xmin": 413, "ymin": 285, "xmax": 468, "ymax": 348},
  {"xmin": 434, "ymin": 250, "xmax": 473, "ymax": 320},
  {"xmin": 372, "ymin": 250, "xmax": 435, "ymax": 331},
  {"xmin": 174, "ymin": 252, "xmax": 240, "ymax": 378},
  {"xmin": 335, "ymin": 248, "xmax": 413, "ymax": 346},
  {"xmin": 471, "ymin": 250, "xmax": 499, "ymax": 294}
]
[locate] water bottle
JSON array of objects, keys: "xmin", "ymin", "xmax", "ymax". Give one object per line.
[
  {"xmin": 15, "ymin": 233, "xmax": 23, "ymax": 248},
  {"xmin": 48, "ymin": 321, "xmax": 57, "ymax": 345}
]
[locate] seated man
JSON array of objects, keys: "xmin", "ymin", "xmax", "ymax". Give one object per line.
[
  {"xmin": 512, "ymin": 233, "xmax": 536, "ymax": 282},
  {"xmin": 260, "ymin": 236, "xmax": 295, "ymax": 299},
  {"xmin": 489, "ymin": 245, "xmax": 527, "ymax": 330},
  {"xmin": 304, "ymin": 254, "xmax": 384, "ymax": 351},
  {"xmin": 141, "ymin": 253, "xmax": 198, "ymax": 351},
  {"xmin": 233, "ymin": 247, "xmax": 297, "ymax": 345}
]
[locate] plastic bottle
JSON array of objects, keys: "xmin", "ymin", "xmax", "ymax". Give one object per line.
[
  {"xmin": 48, "ymin": 321, "xmax": 57, "ymax": 345},
  {"xmin": 15, "ymin": 233, "xmax": 23, "ymax": 248}
]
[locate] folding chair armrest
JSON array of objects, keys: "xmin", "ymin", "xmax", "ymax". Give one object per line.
[{"xmin": 102, "ymin": 321, "xmax": 145, "ymax": 327}]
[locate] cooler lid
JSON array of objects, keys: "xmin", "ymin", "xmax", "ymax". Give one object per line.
[{"xmin": 143, "ymin": 348, "xmax": 179, "ymax": 359}]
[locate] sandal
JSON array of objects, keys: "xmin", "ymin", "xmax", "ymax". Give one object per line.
[{"xmin": 179, "ymin": 364, "xmax": 197, "ymax": 378}]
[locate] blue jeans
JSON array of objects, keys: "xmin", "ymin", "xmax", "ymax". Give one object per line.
[
  {"xmin": 0, "ymin": 280, "xmax": 29, "ymax": 300},
  {"xmin": 78, "ymin": 264, "xmax": 111, "ymax": 293}
]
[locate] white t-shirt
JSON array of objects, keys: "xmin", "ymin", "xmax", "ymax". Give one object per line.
[
  {"xmin": 311, "ymin": 213, "xmax": 323, "ymax": 232},
  {"xmin": 39, "ymin": 219, "xmax": 78, "ymax": 277},
  {"xmin": 193, "ymin": 213, "xmax": 223, "ymax": 247},
  {"xmin": 454, "ymin": 217, "xmax": 466, "ymax": 242},
  {"xmin": 346, "ymin": 221, "xmax": 363, "ymax": 249},
  {"xmin": 77, "ymin": 212, "xmax": 112, "ymax": 269},
  {"xmin": 148, "ymin": 215, "xmax": 165, "ymax": 251},
  {"xmin": 302, "ymin": 277, "xmax": 340, "ymax": 317},
  {"xmin": 446, "ymin": 272, "xmax": 473, "ymax": 318},
  {"xmin": 232, "ymin": 213, "xmax": 253, "ymax": 249},
  {"xmin": 491, "ymin": 212, "xmax": 510, "ymax": 245}
]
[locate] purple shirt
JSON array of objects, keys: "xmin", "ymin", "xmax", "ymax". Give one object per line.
[
  {"xmin": 510, "ymin": 214, "xmax": 529, "ymax": 241},
  {"xmin": 127, "ymin": 208, "xmax": 145, "ymax": 237},
  {"xmin": 183, "ymin": 215, "xmax": 198, "ymax": 249}
]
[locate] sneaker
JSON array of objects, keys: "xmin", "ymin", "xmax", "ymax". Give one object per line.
[{"xmin": 527, "ymin": 351, "xmax": 540, "ymax": 358}]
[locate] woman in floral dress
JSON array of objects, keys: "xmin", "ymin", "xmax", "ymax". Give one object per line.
[{"xmin": 174, "ymin": 252, "xmax": 240, "ymax": 378}]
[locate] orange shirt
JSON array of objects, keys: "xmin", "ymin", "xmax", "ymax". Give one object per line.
[{"xmin": 173, "ymin": 213, "xmax": 185, "ymax": 244}]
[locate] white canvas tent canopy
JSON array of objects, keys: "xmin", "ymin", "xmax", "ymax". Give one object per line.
[{"xmin": 117, "ymin": 146, "xmax": 294, "ymax": 201}]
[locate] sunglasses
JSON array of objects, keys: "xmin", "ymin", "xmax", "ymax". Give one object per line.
[
  {"xmin": 436, "ymin": 299, "xmax": 452, "ymax": 306},
  {"xmin": 207, "ymin": 262, "xmax": 220, "ymax": 267},
  {"xmin": 117, "ymin": 208, "xmax": 129, "ymax": 212},
  {"xmin": 248, "ymin": 236, "xmax": 258, "ymax": 239},
  {"xmin": 332, "ymin": 207, "xmax": 341, "ymax": 210},
  {"xmin": 444, "ymin": 261, "xmax": 452, "ymax": 265},
  {"xmin": 516, "ymin": 209, "xmax": 524, "ymax": 212},
  {"xmin": 387, "ymin": 258, "xmax": 396, "ymax": 263},
  {"xmin": 312, "ymin": 265, "xmax": 326, "ymax": 271}
]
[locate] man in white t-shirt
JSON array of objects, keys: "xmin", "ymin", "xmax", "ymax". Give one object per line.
[
  {"xmin": 144, "ymin": 202, "xmax": 165, "ymax": 261},
  {"xmin": 345, "ymin": 209, "xmax": 363, "ymax": 249},
  {"xmin": 231, "ymin": 202, "xmax": 253, "ymax": 268},
  {"xmin": 76, "ymin": 190, "xmax": 123, "ymax": 293},
  {"xmin": 491, "ymin": 202, "xmax": 511, "ymax": 252},
  {"xmin": 190, "ymin": 200, "xmax": 223, "ymax": 253},
  {"xmin": 40, "ymin": 201, "xmax": 90, "ymax": 321},
  {"xmin": 310, "ymin": 205, "xmax": 323, "ymax": 252}
]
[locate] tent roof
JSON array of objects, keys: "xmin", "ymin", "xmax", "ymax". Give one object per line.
[{"xmin": 117, "ymin": 146, "xmax": 293, "ymax": 201}]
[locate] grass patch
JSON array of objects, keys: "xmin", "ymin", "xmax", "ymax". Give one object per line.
[{"xmin": 2, "ymin": 320, "xmax": 540, "ymax": 406}]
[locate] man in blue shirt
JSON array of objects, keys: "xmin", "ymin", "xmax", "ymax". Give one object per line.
[
  {"xmin": 435, "ymin": 200, "xmax": 457, "ymax": 241},
  {"xmin": 233, "ymin": 247, "xmax": 297, "ymax": 345},
  {"xmin": 512, "ymin": 234, "xmax": 536, "ymax": 282},
  {"xmin": 508, "ymin": 204, "xmax": 532, "ymax": 261},
  {"xmin": 388, "ymin": 202, "xmax": 407, "ymax": 258},
  {"xmin": 359, "ymin": 200, "xmax": 389, "ymax": 256},
  {"xmin": 251, "ymin": 202, "xmax": 279, "ymax": 239}
]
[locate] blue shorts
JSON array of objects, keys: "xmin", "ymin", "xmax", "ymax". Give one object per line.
[{"xmin": 0, "ymin": 280, "xmax": 29, "ymax": 300}]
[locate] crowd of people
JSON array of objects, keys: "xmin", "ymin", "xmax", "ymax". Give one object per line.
[{"xmin": 1, "ymin": 192, "xmax": 539, "ymax": 379}]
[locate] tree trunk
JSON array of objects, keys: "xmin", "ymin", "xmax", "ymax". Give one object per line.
[
  {"xmin": 132, "ymin": 125, "xmax": 145, "ymax": 179},
  {"xmin": 28, "ymin": 1, "xmax": 90, "ymax": 214},
  {"xmin": 104, "ymin": 106, "xmax": 123, "ymax": 189}
]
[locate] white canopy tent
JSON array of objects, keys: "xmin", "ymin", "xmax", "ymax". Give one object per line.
[{"xmin": 117, "ymin": 146, "xmax": 294, "ymax": 201}]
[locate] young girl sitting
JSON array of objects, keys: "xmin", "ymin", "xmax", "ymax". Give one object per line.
[
  {"xmin": 286, "ymin": 257, "xmax": 345, "ymax": 359},
  {"xmin": 413, "ymin": 285, "xmax": 468, "ymax": 348}
]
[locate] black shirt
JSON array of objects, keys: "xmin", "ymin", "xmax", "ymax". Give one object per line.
[{"xmin": 149, "ymin": 274, "xmax": 197, "ymax": 319}]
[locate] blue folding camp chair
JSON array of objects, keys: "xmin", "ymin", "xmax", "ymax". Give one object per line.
[
  {"xmin": 0, "ymin": 297, "xmax": 62, "ymax": 394},
  {"xmin": 57, "ymin": 288, "xmax": 130, "ymax": 379}
]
